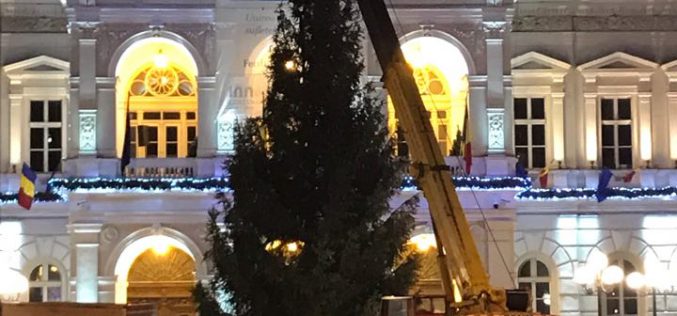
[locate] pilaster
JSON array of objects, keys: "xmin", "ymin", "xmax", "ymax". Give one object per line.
[
  {"xmin": 69, "ymin": 223, "xmax": 103, "ymax": 303},
  {"xmin": 483, "ymin": 21, "xmax": 506, "ymax": 108},
  {"xmin": 668, "ymin": 92, "xmax": 677, "ymax": 161},
  {"xmin": 96, "ymin": 77, "xmax": 116, "ymax": 157},
  {"xmin": 76, "ymin": 23, "xmax": 99, "ymax": 110},
  {"xmin": 197, "ymin": 76, "xmax": 217, "ymax": 157},
  {"xmin": 484, "ymin": 21, "xmax": 507, "ymax": 155},
  {"xmin": 583, "ymin": 93, "xmax": 598, "ymax": 168},
  {"xmin": 552, "ymin": 92, "xmax": 565, "ymax": 167},
  {"xmin": 69, "ymin": 78, "xmax": 81, "ymax": 158},
  {"xmin": 469, "ymin": 75, "xmax": 488, "ymax": 156},
  {"xmin": 638, "ymin": 93, "xmax": 653, "ymax": 166}
]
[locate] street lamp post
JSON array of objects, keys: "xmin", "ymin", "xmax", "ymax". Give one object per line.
[
  {"xmin": 0, "ymin": 266, "xmax": 28, "ymax": 302},
  {"xmin": 575, "ymin": 254, "xmax": 671, "ymax": 316}
]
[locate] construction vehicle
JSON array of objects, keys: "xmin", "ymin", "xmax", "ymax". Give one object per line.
[{"xmin": 356, "ymin": 1, "xmax": 532, "ymax": 315}]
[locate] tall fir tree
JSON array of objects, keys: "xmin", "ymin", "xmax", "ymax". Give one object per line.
[{"xmin": 196, "ymin": 1, "xmax": 418, "ymax": 315}]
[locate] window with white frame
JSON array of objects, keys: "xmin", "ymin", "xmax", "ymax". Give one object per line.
[
  {"xmin": 600, "ymin": 98, "xmax": 632, "ymax": 169},
  {"xmin": 28, "ymin": 263, "xmax": 63, "ymax": 302},
  {"xmin": 517, "ymin": 258, "xmax": 551, "ymax": 314},
  {"xmin": 514, "ymin": 97, "xmax": 546, "ymax": 168},
  {"xmin": 29, "ymin": 100, "xmax": 62, "ymax": 172},
  {"xmin": 600, "ymin": 259, "xmax": 638, "ymax": 316}
]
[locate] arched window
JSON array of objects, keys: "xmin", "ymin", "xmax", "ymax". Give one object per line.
[
  {"xmin": 388, "ymin": 36, "xmax": 470, "ymax": 158},
  {"xmin": 28, "ymin": 263, "xmax": 63, "ymax": 302},
  {"xmin": 127, "ymin": 64, "xmax": 198, "ymax": 159},
  {"xmin": 517, "ymin": 258, "xmax": 551, "ymax": 314},
  {"xmin": 600, "ymin": 259, "xmax": 638, "ymax": 316}
]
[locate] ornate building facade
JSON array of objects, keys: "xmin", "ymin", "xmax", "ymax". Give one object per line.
[{"xmin": 3, "ymin": 0, "xmax": 677, "ymax": 315}]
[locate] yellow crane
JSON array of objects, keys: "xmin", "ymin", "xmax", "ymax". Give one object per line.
[{"xmin": 356, "ymin": 1, "xmax": 531, "ymax": 315}]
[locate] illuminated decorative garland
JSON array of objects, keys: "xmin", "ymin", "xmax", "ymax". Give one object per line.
[
  {"xmin": 0, "ymin": 178, "xmax": 230, "ymax": 206},
  {"xmin": 516, "ymin": 188, "xmax": 596, "ymax": 201},
  {"xmin": 4, "ymin": 175, "xmax": 672, "ymax": 205},
  {"xmin": 0, "ymin": 191, "xmax": 63, "ymax": 205},
  {"xmin": 517, "ymin": 187, "xmax": 677, "ymax": 201},
  {"xmin": 401, "ymin": 176, "xmax": 531, "ymax": 191},
  {"xmin": 47, "ymin": 177, "xmax": 230, "ymax": 193}
]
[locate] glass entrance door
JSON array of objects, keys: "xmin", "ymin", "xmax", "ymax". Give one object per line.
[{"xmin": 129, "ymin": 111, "xmax": 197, "ymax": 158}]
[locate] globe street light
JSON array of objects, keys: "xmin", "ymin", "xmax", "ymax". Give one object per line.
[
  {"xmin": 575, "ymin": 254, "xmax": 672, "ymax": 316},
  {"xmin": 0, "ymin": 267, "xmax": 28, "ymax": 302}
]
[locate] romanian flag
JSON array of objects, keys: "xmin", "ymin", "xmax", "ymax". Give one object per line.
[
  {"xmin": 18, "ymin": 163, "xmax": 37, "ymax": 210},
  {"xmin": 538, "ymin": 166, "xmax": 549, "ymax": 188},
  {"xmin": 622, "ymin": 169, "xmax": 637, "ymax": 183}
]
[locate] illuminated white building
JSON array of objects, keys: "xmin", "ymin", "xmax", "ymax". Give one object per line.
[{"xmin": 2, "ymin": 0, "xmax": 677, "ymax": 315}]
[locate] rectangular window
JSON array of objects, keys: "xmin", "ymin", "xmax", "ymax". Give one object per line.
[
  {"xmin": 514, "ymin": 97, "xmax": 546, "ymax": 168},
  {"xmin": 600, "ymin": 98, "xmax": 632, "ymax": 169},
  {"xmin": 29, "ymin": 100, "xmax": 62, "ymax": 172}
]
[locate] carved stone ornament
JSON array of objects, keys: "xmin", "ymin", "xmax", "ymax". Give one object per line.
[
  {"xmin": 72, "ymin": 21, "xmax": 101, "ymax": 39},
  {"xmin": 482, "ymin": 21, "xmax": 507, "ymax": 38},
  {"xmin": 217, "ymin": 121, "xmax": 234, "ymax": 153},
  {"xmin": 487, "ymin": 111, "xmax": 505, "ymax": 151},
  {"xmin": 79, "ymin": 111, "xmax": 97, "ymax": 154},
  {"xmin": 101, "ymin": 225, "xmax": 120, "ymax": 244},
  {"xmin": 513, "ymin": 15, "xmax": 677, "ymax": 32}
]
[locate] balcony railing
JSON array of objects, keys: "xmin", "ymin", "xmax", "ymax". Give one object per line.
[{"xmin": 125, "ymin": 158, "xmax": 196, "ymax": 178}]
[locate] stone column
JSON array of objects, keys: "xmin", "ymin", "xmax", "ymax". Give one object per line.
[
  {"xmin": 503, "ymin": 85, "xmax": 513, "ymax": 156},
  {"xmin": 552, "ymin": 92, "xmax": 565, "ymax": 167},
  {"xmin": 9, "ymin": 94, "xmax": 22, "ymax": 170},
  {"xmin": 668, "ymin": 92, "xmax": 677, "ymax": 162},
  {"xmin": 95, "ymin": 77, "xmax": 116, "ymax": 157},
  {"xmin": 70, "ymin": 223, "xmax": 103, "ymax": 303},
  {"xmin": 583, "ymin": 92, "xmax": 598, "ymax": 168},
  {"xmin": 197, "ymin": 76, "xmax": 217, "ymax": 157},
  {"xmin": 483, "ymin": 21, "xmax": 506, "ymax": 155},
  {"xmin": 469, "ymin": 76, "xmax": 488, "ymax": 156},
  {"xmin": 0, "ymin": 74, "xmax": 9, "ymax": 172},
  {"xmin": 638, "ymin": 93, "xmax": 652, "ymax": 166},
  {"xmin": 68, "ymin": 78, "xmax": 81, "ymax": 159},
  {"xmin": 75, "ymin": 23, "xmax": 100, "ymax": 158}
]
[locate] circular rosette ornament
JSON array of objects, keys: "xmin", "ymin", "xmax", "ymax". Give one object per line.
[{"xmin": 145, "ymin": 66, "xmax": 179, "ymax": 96}]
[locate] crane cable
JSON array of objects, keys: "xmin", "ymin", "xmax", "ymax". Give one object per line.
[{"xmin": 383, "ymin": 0, "xmax": 517, "ymax": 287}]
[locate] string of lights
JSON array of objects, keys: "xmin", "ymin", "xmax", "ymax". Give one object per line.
[{"xmin": 3, "ymin": 174, "xmax": 676, "ymax": 206}]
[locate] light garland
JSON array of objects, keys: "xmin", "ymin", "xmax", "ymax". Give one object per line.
[
  {"xmin": 0, "ymin": 191, "xmax": 63, "ymax": 205},
  {"xmin": 517, "ymin": 187, "xmax": 677, "ymax": 201},
  {"xmin": 48, "ymin": 177, "xmax": 229, "ymax": 193},
  {"xmin": 4, "ymin": 174, "xmax": 674, "ymax": 206},
  {"xmin": 0, "ymin": 177, "xmax": 230, "ymax": 206},
  {"xmin": 400, "ymin": 176, "xmax": 531, "ymax": 191}
]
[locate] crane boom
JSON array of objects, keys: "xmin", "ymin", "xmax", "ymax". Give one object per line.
[{"xmin": 356, "ymin": 0, "xmax": 507, "ymax": 313}]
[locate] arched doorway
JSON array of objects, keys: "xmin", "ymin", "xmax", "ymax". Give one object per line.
[
  {"xmin": 111, "ymin": 231, "xmax": 205, "ymax": 307},
  {"xmin": 114, "ymin": 36, "xmax": 199, "ymax": 160},
  {"xmin": 246, "ymin": 37, "xmax": 274, "ymax": 118},
  {"xmin": 388, "ymin": 36, "xmax": 470, "ymax": 157},
  {"xmin": 127, "ymin": 245, "xmax": 196, "ymax": 316}
]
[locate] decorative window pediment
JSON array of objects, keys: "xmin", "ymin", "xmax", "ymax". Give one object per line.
[
  {"xmin": 512, "ymin": 51, "xmax": 570, "ymax": 72},
  {"xmin": 511, "ymin": 52, "xmax": 570, "ymax": 83},
  {"xmin": 3, "ymin": 55, "xmax": 69, "ymax": 78},
  {"xmin": 578, "ymin": 52, "xmax": 657, "ymax": 81}
]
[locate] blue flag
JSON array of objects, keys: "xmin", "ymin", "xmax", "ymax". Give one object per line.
[
  {"xmin": 596, "ymin": 168, "xmax": 613, "ymax": 202},
  {"xmin": 516, "ymin": 161, "xmax": 528, "ymax": 178}
]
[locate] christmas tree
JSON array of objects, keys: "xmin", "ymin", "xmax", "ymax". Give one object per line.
[{"xmin": 195, "ymin": 1, "xmax": 418, "ymax": 315}]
